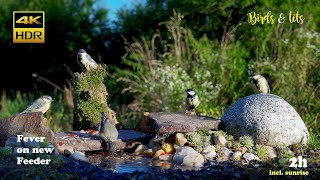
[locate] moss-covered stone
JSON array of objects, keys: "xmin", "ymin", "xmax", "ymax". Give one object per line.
[{"xmin": 73, "ymin": 64, "xmax": 117, "ymax": 130}]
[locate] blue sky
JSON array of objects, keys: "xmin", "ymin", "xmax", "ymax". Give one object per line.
[{"xmin": 97, "ymin": 0, "xmax": 145, "ymax": 21}]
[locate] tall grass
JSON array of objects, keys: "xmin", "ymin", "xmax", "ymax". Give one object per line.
[{"xmin": 113, "ymin": 11, "xmax": 320, "ymax": 132}]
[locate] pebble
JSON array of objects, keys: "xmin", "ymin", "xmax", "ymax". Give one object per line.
[
  {"xmin": 201, "ymin": 145, "xmax": 216, "ymax": 161},
  {"xmin": 69, "ymin": 151, "xmax": 86, "ymax": 162},
  {"xmin": 243, "ymin": 153, "xmax": 261, "ymax": 162},
  {"xmin": 175, "ymin": 133, "xmax": 187, "ymax": 146},
  {"xmin": 214, "ymin": 135, "xmax": 227, "ymax": 147},
  {"xmin": 231, "ymin": 151, "xmax": 242, "ymax": 161}
]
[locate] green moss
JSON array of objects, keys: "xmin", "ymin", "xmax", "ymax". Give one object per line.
[
  {"xmin": 232, "ymin": 142, "xmax": 242, "ymax": 149},
  {"xmin": 238, "ymin": 136, "xmax": 254, "ymax": 151},
  {"xmin": 73, "ymin": 64, "xmax": 110, "ymax": 129},
  {"xmin": 186, "ymin": 130, "xmax": 211, "ymax": 147},
  {"xmin": 278, "ymin": 147, "xmax": 294, "ymax": 159}
]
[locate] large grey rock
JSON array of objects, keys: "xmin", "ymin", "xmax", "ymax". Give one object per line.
[
  {"xmin": 0, "ymin": 113, "xmax": 54, "ymax": 146},
  {"xmin": 221, "ymin": 94, "xmax": 309, "ymax": 148}
]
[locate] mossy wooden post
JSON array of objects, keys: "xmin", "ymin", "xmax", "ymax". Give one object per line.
[{"xmin": 73, "ymin": 64, "xmax": 117, "ymax": 130}]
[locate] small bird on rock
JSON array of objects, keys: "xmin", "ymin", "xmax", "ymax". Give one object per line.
[
  {"xmin": 99, "ymin": 112, "xmax": 118, "ymax": 152},
  {"xmin": 77, "ymin": 49, "xmax": 98, "ymax": 71},
  {"xmin": 21, "ymin": 95, "xmax": 53, "ymax": 114},
  {"xmin": 185, "ymin": 88, "xmax": 200, "ymax": 114},
  {"xmin": 250, "ymin": 74, "xmax": 270, "ymax": 94}
]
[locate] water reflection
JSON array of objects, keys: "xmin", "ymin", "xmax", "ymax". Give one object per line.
[{"xmin": 86, "ymin": 152, "xmax": 201, "ymax": 174}]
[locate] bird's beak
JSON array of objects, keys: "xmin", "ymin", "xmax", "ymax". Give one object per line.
[{"xmin": 249, "ymin": 77, "xmax": 254, "ymax": 80}]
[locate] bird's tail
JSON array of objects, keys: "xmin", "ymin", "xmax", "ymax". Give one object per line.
[{"xmin": 109, "ymin": 141, "xmax": 117, "ymax": 152}]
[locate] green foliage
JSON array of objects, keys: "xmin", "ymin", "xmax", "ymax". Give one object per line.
[
  {"xmin": 39, "ymin": 139, "xmax": 50, "ymax": 148},
  {"xmin": 0, "ymin": 147, "xmax": 12, "ymax": 156},
  {"xmin": 0, "ymin": 0, "xmax": 110, "ymax": 93},
  {"xmin": 238, "ymin": 136, "xmax": 255, "ymax": 151},
  {"xmin": 186, "ymin": 131, "xmax": 211, "ymax": 147},
  {"xmin": 111, "ymin": 0, "xmax": 320, "ymax": 135},
  {"xmin": 278, "ymin": 147, "xmax": 294, "ymax": 159},
  {"xmin": 255, "ymin": 144, "xmax": 268, "ymax": 161},
  {"xmin": 309, "ymin": 128, "xmax": 320, "ymax": 151}
]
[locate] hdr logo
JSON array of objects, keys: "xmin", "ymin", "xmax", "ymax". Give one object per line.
[{"xmin": 13, "ymin": 11, "xmax": 45, "ymax": 43}]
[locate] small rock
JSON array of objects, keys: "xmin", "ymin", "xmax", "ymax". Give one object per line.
[
  {"xmin": 243, "ymin": 153, "xmax": 261, "ymax": 162},
  {"xmin": 175, "ymin": 133, "xmax": 187, "ymax": 146},
  {"xmin": 69, "ymin": 151, "xmax": 86, "ymax": 161},
  {"xmin": 214, "ymin": 135, "xmax": 227, "ymax": 147},
  {"xmin": 161, "ymin": 143, "xmax": 174, "ymax": 154},
  {"xmin": 216, "ymin": 152, "xmax": 229, "ymax": 162},
  {"xmin": 220, "ymin": 147, "xmax": 232, "ymax": 157},
  {"xmin": 143, "ymin": 149, "xmax": 154, "ymax": 158},
  {"xmin": 173, "ymin": 146, "xmax": 204, "ymax": 167},
  {"xmin": 133, "ymin": 144, "xmax": 148, "ymax": 156},
  {"xmin": 80, "ymin": 130, "xmax": 86, "ymax": 133},
  {"xmin": 182, "ymin": 153, "xmax": 205, "ymax": 167},
  {"xmin": 264, "ymin": 146, "xmax": 277, "ymax": 159},
  {"xmin": 23, "ymin": 141, "xmax": 39, "ymax": 149},
  {"xmin": 231, "ymin": 151, "xmax": 242, "ymax": 161},
  {"xmin": 159, "ymin": 154, "xmax": 173, "ymax": 161},
  {"xmin": 5, "ymin": 136, "xmax": 22, "ymax": 148},
  {"xmin": 154, "ymin": 149, "xmax": 165, "ymax": 159},
  {"xmin": 173, "ymin": 146, "xmax": 198, "ymax": 163},
  {"xmin": 201, "ymin": 145, "xmax": 216, "ymax": 161},
  {"xmin": 235, "ymin": 147, "xmax": 247, "ymax": 154}
]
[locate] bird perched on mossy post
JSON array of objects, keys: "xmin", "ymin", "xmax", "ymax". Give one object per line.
[
  {"xmin": 250, "ymin": 75, "xmax": 270, "ymax": 94},
  {"xmin": 77, "ymin": 49, "xmax": 98, "ymax": 72},
  {"xmin": 185, "ymin": 88, "xmax": 200, "ymax": 115},
  {"xmin": 20, "ymin": 95, "xmax": 53, "ymax": 114},
  {"xmin": 99, "ymin": 112, "xmax": 118, "ymax": 152},
  {"xmin": 73, "ymin": 49, "xmax": 119, "ymax": 130}
]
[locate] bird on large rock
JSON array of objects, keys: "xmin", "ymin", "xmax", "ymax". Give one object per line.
[
  {"xmin": 20, "ymin": 95, "xmax": 53, "ymax": 114},
  {"xmin": 250, "ymin": 75, "xmax": 270, "ymax": 94},
  {"xmin": 99, "ymin": 112, "xmax": 118, "ymax": 152},
  {"xmin": 77, "ymin": 49, "xmax": 98, "ymax": 71}
]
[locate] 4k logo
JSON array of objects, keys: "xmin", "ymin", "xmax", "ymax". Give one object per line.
[{"xmin": 13, "ymin": 11, "xmax": 45, "ymax": 43}]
